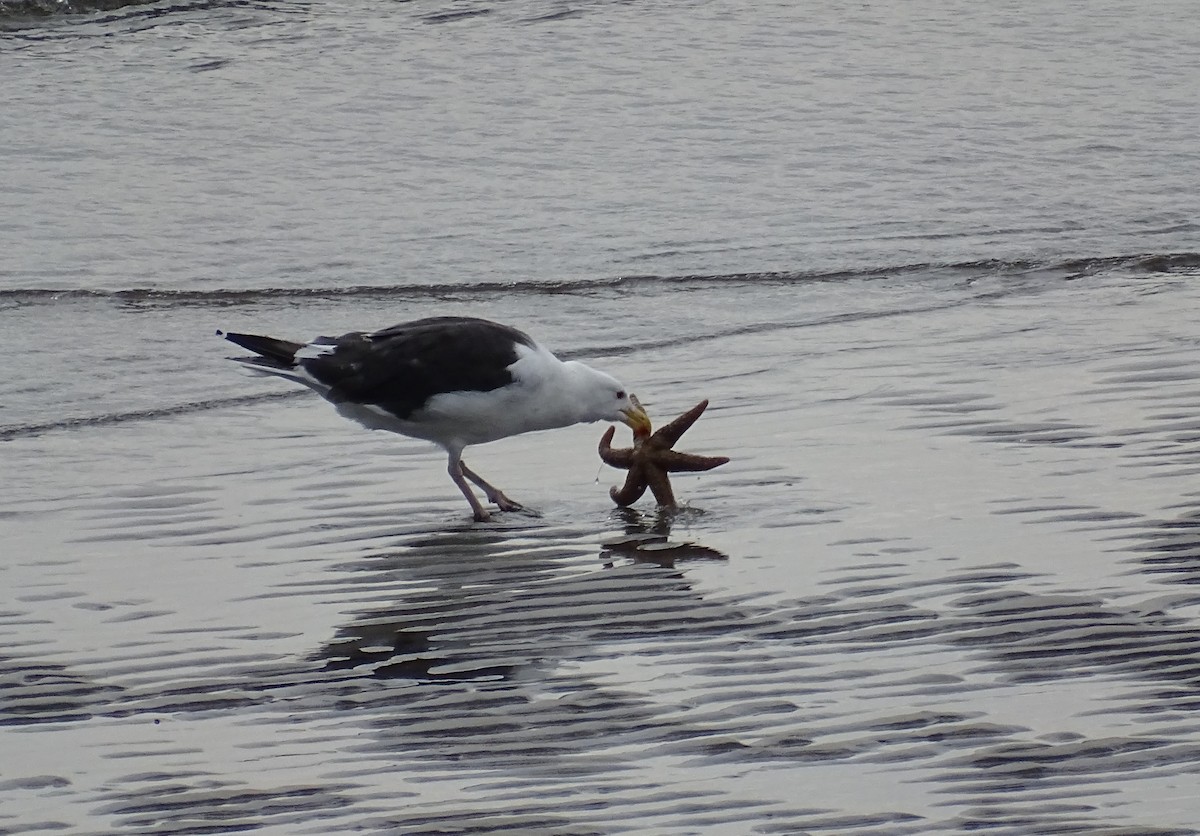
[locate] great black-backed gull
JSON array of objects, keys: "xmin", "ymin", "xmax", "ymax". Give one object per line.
[{"xmin": 218, "ymin": 316, "xmax": 651, "ymax": 521}]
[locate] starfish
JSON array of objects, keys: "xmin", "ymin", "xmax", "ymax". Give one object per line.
[{"xmin": 598, "ymin": 397, "xmax": 729, "ymax": 508}]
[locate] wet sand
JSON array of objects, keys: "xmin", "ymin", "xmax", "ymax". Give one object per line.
[
  {"xmin": 7, "ymin": 0, "xmax": 1200, "ymax": 828},
  {"xmin": 4, "ymin": 267, "xmax": 1200, "ymax": 834}
]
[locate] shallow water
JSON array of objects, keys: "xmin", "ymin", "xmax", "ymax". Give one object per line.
[{"xmin": 4, "ymin": 1, "xmax": 1200, "ymax": 834}]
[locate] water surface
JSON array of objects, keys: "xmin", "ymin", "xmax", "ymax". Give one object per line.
[{"xmin": 3, "ymin": 1, "xmax": 1200, "ymax": 833}]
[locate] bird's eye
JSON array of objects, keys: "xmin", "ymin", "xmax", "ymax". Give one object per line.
[{"xmin": 615, "ymin": 390, "xmax": 626, "ymax": 400}]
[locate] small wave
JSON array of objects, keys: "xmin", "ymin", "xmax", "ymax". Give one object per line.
[
  {"xmin": 0, "ymin": 0, "xmax": 295, "ymax": 32},
  {"xmin": 0, "ymin": 276, "xmax": 637, "ymax": 308},
  {"xmin": 422, "ymin": 7, "xmax": 491, "ymax": 25},
  {"xmin": 4, "ymin": 252, "xmax": 1197, "ymax": 309},
  {"xmin": 0, "ymin": 390, "xmax": 302, "ymax": 441},
  {"xmin": 0, "ymin": 0, "xmax": 149, "ymax": 21}
]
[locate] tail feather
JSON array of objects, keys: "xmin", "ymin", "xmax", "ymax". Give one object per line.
[{"xmin": 217, "ymin": 330, "xmax": 303, "ymax": 369}]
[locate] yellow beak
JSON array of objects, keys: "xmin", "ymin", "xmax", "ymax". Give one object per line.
[{"xmin": 620, "ymin": 400, "xmax": 652, "ymax": 437}]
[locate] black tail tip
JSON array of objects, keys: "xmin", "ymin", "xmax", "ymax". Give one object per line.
[{"xmin": 215, "ymin": 329, "xmax": 225, "ymax": 337}]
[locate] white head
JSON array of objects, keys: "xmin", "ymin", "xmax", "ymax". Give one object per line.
[{"xmin": 564, "ymin": 361, "xmax": 652, "ymax": 433}]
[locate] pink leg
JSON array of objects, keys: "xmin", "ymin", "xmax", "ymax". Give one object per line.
[
  {"xmin": 460, "ymin": 461, "xmax": 523, "ymax": 512},
  {"xmin": 447, "ymin": 453, "xmax": 490, "ymax": 522}
]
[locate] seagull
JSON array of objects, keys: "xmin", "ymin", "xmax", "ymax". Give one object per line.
[{"xmin": 218, "ymin": 316, "xmax": 651, "ymax": 521}]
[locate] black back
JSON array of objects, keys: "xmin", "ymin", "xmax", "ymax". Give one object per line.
[{"xmin": 301, "ymin": 316, "xmax": 537, "ymax": 419}]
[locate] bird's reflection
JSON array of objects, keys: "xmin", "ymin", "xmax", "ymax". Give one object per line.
[{"xmin": 314, "ymin": 511, "xmax": 728, "ymax": 684}]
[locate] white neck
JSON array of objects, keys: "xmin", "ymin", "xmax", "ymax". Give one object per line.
[{"xmin": 559, "ymin": 361, "xmax": 619, "ymax": 424}]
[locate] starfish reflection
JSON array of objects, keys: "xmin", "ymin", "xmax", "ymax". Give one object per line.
[{"xmin": 600, "ymin": 506, "xmax": 729, "ymax": 569}]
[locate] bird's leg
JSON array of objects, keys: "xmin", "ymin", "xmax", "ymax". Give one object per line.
[
  {"xmin": 459, "ymin": 461, "xmax": 523, "ymax": 512},
  {"xmin": 447, "ymin": 453, "xmax": 490, "ymax": 522}
]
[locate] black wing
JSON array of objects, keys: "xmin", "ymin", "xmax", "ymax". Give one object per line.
[
  {"xmin": 301, "ymin": 317, "xmax": 537, "ymax": 419},
  {"xmin": 219, "ymin": 331, "xmax": 304, "ymax": 368}
]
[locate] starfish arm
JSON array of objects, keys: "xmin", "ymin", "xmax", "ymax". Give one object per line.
[
  {"xmin": 598, "ymin": 426, "xmax": 635, "ymax": 467},
  {"xmin": 610, "ymin": 465, "xmax": 650, "ymax": 507},
  {"xmin": 655, "ymin": 449, "xmax": 731, "ymax": 472},
  {"xmin": 652, "ymin": 399, "xmax": 710, "ymax": 448},
  {"xmin": 643, "ymin": 463, "xmax": 677, "ymax": 507}
]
